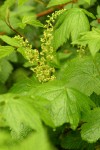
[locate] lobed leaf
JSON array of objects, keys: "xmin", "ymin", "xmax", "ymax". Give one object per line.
[
  {"xmin": 73, "ymin": 28, "xmax": 100, "ymax": 57},
  {"xmin": 0, "ymin": 93, "xmax": 42, "ymax": 139},
  {"xmin": 29, "ymin": 81, "xmax": 93, "ymax": 129},
  {"xmin": 53, "ymin": 8, "xmax": 90, "ymax": 50},
  {"xmin": 81, "ymin": 108, "xmax": 100, "ymax": 143},
  {"xmin": 57, "ymin": 55, "xmax": 100, "ymax": 96}
]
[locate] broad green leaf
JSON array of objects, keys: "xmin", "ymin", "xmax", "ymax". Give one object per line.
[
  {"xmin": 0, "ymin": 46, "xmax": 14, "ymax": 59},
  {"xmin": 0, "ymin": 59, "xmax": 13, "ymax": 83},
  {"xmin": 0, "ymin": 35, "xmax": 20, "ymax": 47},
  {"xmin": 3, "ymin": 127, "xmax": 56, "ymax": 150},
  {"xmin": 30, "ymin": 81, "xmax": 93, "ymax": 129},
  {"xmin": 22, "ymin": 16, "xmax": 43, "ymax": 28},
  {"xmin": 0, "ymin": 127, "xmax": 56, "ymax": 150},
  {"xmin": 81, "ymin": 108, "xmax": 100, "ymax": 143},
  {"xmin": 47, "ymin": 0, "xmax": 71, "ymax": 8},
  {"xmin": 0, "ymin": 129, "xmax": 12, "ymax": 147},
  {"xmin": 32, "ymin": 96, "xmax": 55, "ymax": 128},
  {"xmin": 73, "ymin": 28, "xmax": 100, "ymax": 57},
  {"xmin": 53, "ymin": 8, "xmax": 90, "ymax": 50},
  {"xmin": 0, "ymin": 93, "xmax": 42, "ymax": 138},
  {"xmin": 57, "ymin": 55, "xmax": 100, "ymax": 96},
  {"xmin": 7, "ymin": 51, "xmax": 18, "ymax": 63}
]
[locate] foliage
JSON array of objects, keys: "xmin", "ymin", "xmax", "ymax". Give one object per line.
[{"xmin": 0, "ymin": 0, "xmax": 100, "ymax": 150}]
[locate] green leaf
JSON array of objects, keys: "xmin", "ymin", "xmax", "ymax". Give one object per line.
[
  {"xmin": 32, "ymin": 96, "xmax": 55, "ymax": 128},
  {"xmin": 82, "ymin": 9, "xmax": 96, "ymax": 19},
  {"xmin": 47, "ymin": 0, "xmax": 71, "ymax": 8},
  {"xmin": 9, "ymin": 77, "xmax": 39, "ymax": 94},
  {"xmin": 53, "ymin": 8, "xmax": 90, "ymax": 50},
  {"xmin": 0, "ymin": 35, "xmax": 20, "ymax": 47},
  {"xmin": 22, "ymin": 15, "xmax": 43, "ymax": 28},
  {"xmin": 0, "ymin": 129, "xmax": 12, "ymax": 147},
  {"xmin": 73, "ymin": 28, "xmax": 100, "ymax": 57},
  {"xmin": 5, "ymin": 127, "xmax": 56, "ymax": 150},
  {"xmin": 0, "ymin": 93, "xmax": 42, "ymax": 139},
  {"xmin": 0, "ymin": 46, "xmax": 14, "ymax": 59},
  {"xmin": 30, "ymin": 81, "xmax": 93, "ymax": 129},
  {"xmin": 81, "ymin": 108, "xmax": 100, "ymax": 143},
  {"xmin": 0, "ymin": 59, "xmax": 13, "ymax": 83},
  {"xmin": 57, "ymin": 55, "xmax": 100, "ymax": 96}
]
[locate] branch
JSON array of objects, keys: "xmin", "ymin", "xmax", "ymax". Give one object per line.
[{"xmin": 36, "ymin": 0, "xmax": 76, "ymax": 18}]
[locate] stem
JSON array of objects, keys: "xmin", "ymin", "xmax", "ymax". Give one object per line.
[{"xmin": 5, "ymin": 10, "xmax": 23, "ymax": 37}]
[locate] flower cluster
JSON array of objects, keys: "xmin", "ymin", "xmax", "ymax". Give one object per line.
[
  {"xmin": 14, "ymin": 35, "xmax": 39, "ymax": 64},
  {"xmin": 32, "ymin": 9, "xmax": 66, "ymax": 82},
  {"xmin": 14, "ymin": 35, "xmax": 32, "ymax": 48},
  {"xmin": 15, "ymin": 9, "xmax": 66, "ymax": 83}
]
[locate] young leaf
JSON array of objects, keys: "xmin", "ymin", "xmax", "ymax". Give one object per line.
[
  {"xmin": 30, "ymin": 81, "xmax": 93, "ymax": 129},
  {"xmin": 73, "ymin": 28, "xmax": 100, "ymax": 57},
  {"xmin": 0, "ymin": 35, "xmax": 20, "ymax": 47},
  {"xmin": 22, "ymin": 16, "xmax": 43, "ymax": 28},
  {"xmin": 0, "ymin": 46, "xmax": 14, "ymax": 59},
  {"xmin": 53, "ymin": 8, "xmax": 90, "ymax": 50},
  {"xmin": 81, "ymin": 108, "xmax": 100, "ymax": 143},
  {"xmin": 47, "ymin": 0, "xmax": 71, "ymax": 8},
  {"xmin": 0, "ymin": 93, "xmax": 42, "ymax": 138},
  {"xmin": 57, "ymin": 55, "xmax": 100, "ymax": 96}
]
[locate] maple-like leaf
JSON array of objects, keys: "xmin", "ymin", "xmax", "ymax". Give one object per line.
[
  {"xmin": 53, "ymin": 8, "xmax": 90, "ymax": 50},
  {"xmin": 81, "ymin": 108, "xmax": 100, "ymax": 143},
  {"xmin": 29, "ymin": 81, "xmax": 93, "ymax": 129},
  {"xmin": 73, "ymin": 28, "xmax": 100, "ymax": 56},
  {"xmin": 0, "ymin": 93, "xmax": 42, "ymax": 139}
]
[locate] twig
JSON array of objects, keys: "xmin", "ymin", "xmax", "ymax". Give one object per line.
[
  {"xmin": 36, "ymin": 0, "xmax": 76, "ymax": 18},
  {"xmin": 5, "ymin": 9, "xmax": 23, "ymax": 37}
]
